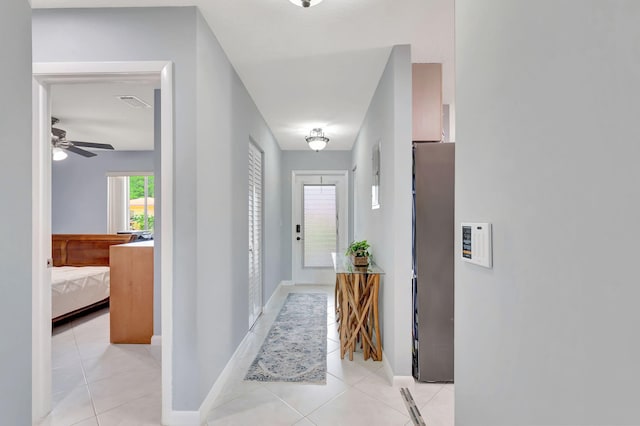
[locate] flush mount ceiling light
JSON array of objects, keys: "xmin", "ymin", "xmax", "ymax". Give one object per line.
[
  {"xmin": 306, "ymin": 128, "xmax": 329, "ymax": 151},
  {"xmin": 289, "ymin": 0, "xmax": 324, "ymax": 8}
]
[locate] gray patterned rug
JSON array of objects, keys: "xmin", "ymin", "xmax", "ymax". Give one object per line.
[{"xmin": 245, "ymin": 292, "xmax": 327, "ymax": 384}]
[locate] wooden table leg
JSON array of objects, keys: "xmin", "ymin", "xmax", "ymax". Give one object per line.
[
  {"xmin": 348, "ymin": 274, "xmax": 359, "ymax": 361},
  {"xmin": 338, "ymin": 273, "xmax": 349, "ymax": 359},
  {"xmin": 346, "ymin": 295, "xmax": 374, "ymax": 354},
  {"xmin": 334, "ymin": 275, "xmax": 340, "ymax": 318},
  {"xmin": 362, "ymin": 275, "xmax": 371, "ymax": 360},
  {"xmin": 372, "ymin": 275, "xmax": 382, "ymax": 361}
]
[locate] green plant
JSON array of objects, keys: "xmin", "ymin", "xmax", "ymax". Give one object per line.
[
  {"xmin": 345, "ymin": 240, "xmax": 370, "ymax": 257},
  {"xmin": 130, "ymin": 214, "xmax": 155, "ymax": 231}
]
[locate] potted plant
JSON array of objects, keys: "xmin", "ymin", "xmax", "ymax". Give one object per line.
[{"xmin": 346, "ymin": 240, "xmax": 371, "ymax": 266}]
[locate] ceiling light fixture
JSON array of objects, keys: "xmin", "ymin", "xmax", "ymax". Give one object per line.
[
  {"xmin": 52, "ymin": 147, "xmax": 68, "ymax": 161},
  {"xmin": 288, "ymin": 0, "xmax": 323, "ymax": 8},
  {"xmin": 306, "ymin": 128, "xmax": 329, "ymax": 151}
]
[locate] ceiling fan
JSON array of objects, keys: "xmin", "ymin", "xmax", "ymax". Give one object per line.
[{"xmin": 51, "ymin": 117, "xmax": 115, "ymax": 159}]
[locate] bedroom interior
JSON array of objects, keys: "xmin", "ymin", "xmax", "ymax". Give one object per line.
[
  {"xmin": 51, "ymin": 233, "xmax": 135, "ymax": 323},
  {"xmin": 49, "ymin": 79, "xmax": 160, "ymax": 419}
]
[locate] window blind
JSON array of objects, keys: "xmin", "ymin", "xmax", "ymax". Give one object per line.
[{"xmin": 303, "ymin": 184, "xmax": 337, "ymax": 268}]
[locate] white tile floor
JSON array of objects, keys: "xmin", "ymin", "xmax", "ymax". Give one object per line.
[
  {"xmin": 204, "ymin": 285, "xmax": 454, "ymax": 426},
  {"xmin": 42, "ymin": 285, "xmax": 454, "ymax": 426},
  {"xmin": 40, "ymin": 309, "xmax": 162, "ymax": 425}
]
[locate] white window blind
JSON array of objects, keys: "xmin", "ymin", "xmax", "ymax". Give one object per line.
[
  {"xmin": 303, "ymin": 184, "xmax": 337, "ymax": 268},
  {"xmin": 248, "ymin": 143, "xmax": 263, "ymax": 326}
]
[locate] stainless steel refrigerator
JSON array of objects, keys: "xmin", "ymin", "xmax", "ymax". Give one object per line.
[{"xmin": 412, "ymin": 142, "xmax": 455, "ymax": 382}]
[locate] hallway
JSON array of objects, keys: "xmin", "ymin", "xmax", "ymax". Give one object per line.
[{"xmin": 204, "ymin": 285, "xmax": 454, "ymax": 425}]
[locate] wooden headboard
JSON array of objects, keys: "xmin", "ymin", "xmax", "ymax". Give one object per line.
[{"xmin": 52, "ymin": 234, "xmax": 137, "ymax": 267}]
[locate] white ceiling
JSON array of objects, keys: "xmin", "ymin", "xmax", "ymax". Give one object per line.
[
  {"xmin": 51, "ymin": 82, "xmax": 156, "ymax": 150},
  {"xmin": 33, "ymin": 0, "xmax": 455, "ymax": 151}
]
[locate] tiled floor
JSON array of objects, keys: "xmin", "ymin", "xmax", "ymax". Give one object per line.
[
  {"xmin": 41, "ymin": 285, "xmax": 454, "ymax": 426},
  {"xmin": 39, "ymin": 309, "xmax": 162, "ymax": 425},
  {"xmin": 204, "ymin": 285, "xmax": 454, "ymax": 426}
]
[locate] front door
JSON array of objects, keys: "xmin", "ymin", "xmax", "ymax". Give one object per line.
[{"xmin": 292, "ymin": 171, "xmax": 348, "ymax": 284}]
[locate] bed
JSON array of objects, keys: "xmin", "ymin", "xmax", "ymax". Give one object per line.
[{"xmin": 51, "ymin": 234, "xmax": 136, "ymax": 323}]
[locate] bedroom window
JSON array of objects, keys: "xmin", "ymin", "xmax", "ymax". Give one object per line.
[{"xmin": 107, "ymin": 174, "xmax": 154, "ymax": 233}]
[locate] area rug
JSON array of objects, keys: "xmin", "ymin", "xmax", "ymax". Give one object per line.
[{"xmin": 245, "ymin": 292, "xmax": 327, "ymax": 384}]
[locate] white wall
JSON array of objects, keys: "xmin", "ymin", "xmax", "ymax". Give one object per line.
[
  {"xmin": 153, "ymin": 89, "xmax": 162, "ymax": 336},
  {"xmin": 194, "ymin": 11, "xmax": 282, "ymax": 400},
  {"xmin": 351, "ymin": 45, "xmax": 413, "ymax": 375},
  {"xmin": 0, "ymin": 1, "xmax": 32, "ymax": 423},
  {"xmin": 456, "ymin": 1, "xmax": 640, "ymax": 424},
  {"xmin": 52, "ymin": 151, "xmax": 154, "ymax": 233},
  {"xmin": 280, "ymin": 150, "xmax": 352, "ymax": 280},
  {"xmin": 33, "ymin": 7, "xmax": 283, "ymax": 411}
]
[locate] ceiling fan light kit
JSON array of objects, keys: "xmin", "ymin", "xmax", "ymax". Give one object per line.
[
  {"xmin": 52, "ymin": 147, "xmax": 68, "ymax": 161},
  {"xmin": 50, "ymin": 116, "xmax": 116, "ymax": 160},
  {"xmin": 306, "ymin": 128, "xmax": 329, "ymax": 151},
  {"xmin": 289, "ymin": 0, "xmax": 323, "ymax": 8}
]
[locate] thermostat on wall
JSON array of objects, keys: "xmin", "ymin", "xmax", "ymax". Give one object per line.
[{"xmin": 461, "ymin": 223, "xmax": 492, "ymax": 268}]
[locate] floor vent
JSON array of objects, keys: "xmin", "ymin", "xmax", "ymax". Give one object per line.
[{"xmin": 400, "ymin": 387, "xmax": 426, "ymax": 426}]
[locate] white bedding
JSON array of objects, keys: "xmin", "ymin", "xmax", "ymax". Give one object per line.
[{"xmin": 52, "ymin": 266, "xmax": 110, "ymax": 319}]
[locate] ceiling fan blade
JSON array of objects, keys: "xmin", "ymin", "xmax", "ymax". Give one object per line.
[
  {"xmin": 51, "ymin": 127, "xmax": 66, "ymax": 139},
  {"xmin": 66, "ymin": 145, "xmax": 97, "ymax": 158},
  {"xmin": 70, "ymin": 141, "xmax": 115, "ymax": 150}
]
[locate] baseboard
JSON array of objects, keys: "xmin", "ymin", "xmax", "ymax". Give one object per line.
[
  {"xmin": 263, "ymin": 280, "xmax": 288, "ymax": 312},
  {"xmin": 381, "ymin": 349, "xmax": 415, "ymax": 386},
  {"xmin": 163, "ymin": 410, "xmax": 200, "ymax": 426},
  {"xmin": 199, "ymin": 327, "xmax": 255, "ymax": 423},
  {"xmin": 198, "ymin": 280, "xmax": 294, "ymax": 420},
  {"xmin": 381, "ymin": 349, "xmax": 395, "ymax": 385},
  {"xmin": 151, "ymin": 335, "xmax": 162, "ymax": 346},
  {"xmin": 392, "ymin": 375, "xmax": 416, "ymax": 387}
]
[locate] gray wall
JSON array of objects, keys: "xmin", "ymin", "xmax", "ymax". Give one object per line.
[
  {"xmin": 0, "ymin": 1, "xmax": 31, "ymax": 423},
  {"xmin": 194, "ymin": 11, "xmax": 282, "ymax": 400},
  {"xmin": 281, "ymin": 150, "xmax": 352, "ymax": 280},
  {"xmin": 456, "ymin": 1, "xmax": 640, "ymax": 424},
  {"xmin": 51, "ymin": 151, "xmax": 154, "ymax": 233},
  {"xmin": 350, "ymin": 45, "xmax": 413, "ymax": 375},
  {"xmin": 33, "ymin": 7, "xmax": 200, "ymax": 408},
  {"xmin": 34, "ymin": 7, "xmax": 283, "ymax": 411}
]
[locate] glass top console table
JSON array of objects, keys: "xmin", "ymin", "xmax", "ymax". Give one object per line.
[{"xmin": 331, "ymin": 253, "xmax": 385, "ymax": 361}]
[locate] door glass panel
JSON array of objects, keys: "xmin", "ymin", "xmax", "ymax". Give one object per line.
[{"xmin": 303, "ymin": 184, "xmax": 337, "ymax": 267}]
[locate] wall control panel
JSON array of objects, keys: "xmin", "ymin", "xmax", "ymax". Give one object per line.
[{"xmin": 461, "ymin": 223, "xmax": 492, "ymax": 268}]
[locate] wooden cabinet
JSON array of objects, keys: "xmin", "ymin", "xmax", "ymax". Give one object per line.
[
  {"xmin": 412, "ymin": 63, "xmax": 443, "ymax": 141},
  {"xmin": 109, "ymin": 241, "xmax": 153, "ymax": 344}
]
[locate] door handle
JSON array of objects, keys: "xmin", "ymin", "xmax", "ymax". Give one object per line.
[{"xmin": 296, "ymin": 237, "xmax": 301, "ymax": 241}]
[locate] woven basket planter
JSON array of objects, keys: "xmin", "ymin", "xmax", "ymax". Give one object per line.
[{"xmin": 351, "ymin": 254, "xmax": 369, "ymax": 266}]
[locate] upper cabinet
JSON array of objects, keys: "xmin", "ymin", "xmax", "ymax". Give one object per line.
[{"xmin": 412, "ymin": 63, "xmax": 443, "ymax": 142}]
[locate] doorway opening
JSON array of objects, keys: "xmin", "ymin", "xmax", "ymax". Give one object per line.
[{"xmin": 32, "ymin": 61, "xmax": 174, "ymax": 423}]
